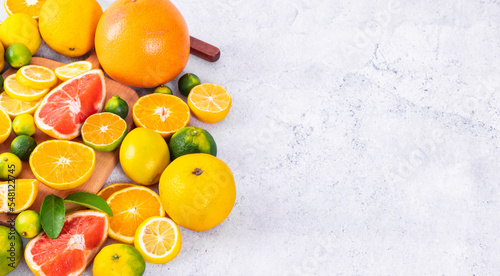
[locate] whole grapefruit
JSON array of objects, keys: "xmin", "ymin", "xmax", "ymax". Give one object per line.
[{"xmin": 95, "ymin": 0, "xmax": 190, "ymax": 88}]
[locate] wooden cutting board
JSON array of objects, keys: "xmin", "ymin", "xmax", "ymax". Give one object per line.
[{"xmin": 0, "ymin": 52, "xmax": 138, "ymax": 225}]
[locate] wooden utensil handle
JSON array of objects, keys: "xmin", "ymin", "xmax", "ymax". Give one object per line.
[{"xmin": 190, "ymin": 36, "xmax": 220, "ymax": 62}]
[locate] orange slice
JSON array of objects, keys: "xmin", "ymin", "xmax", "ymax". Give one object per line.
[
  {"xmin": 106, "ymin": 186, "xmax": 164, "ymax": 243},
  {"xmin": 97, "ymin": 183, "xmax": 136, "ymax": 201},
  {"xmin": 0, "ymin": 107, "xmax": 12, "ymax": 144},
  {"xmin": 29, "ymin": 140, "xmax": 96, "ymax": 190},
  {"xmin": 0, "ymin": 179, "xmax": 38, "ymax": 213},
  {"xmin": 132, "ymin": 94, "xmax": 190, "ymax": 139},
  {"xmin": 187, "ymin": 83, "xmax": 232, "ymax": 124},
  {"xmin": 4, "ymin": 0, "xmax": 47, "ymax": 19}
]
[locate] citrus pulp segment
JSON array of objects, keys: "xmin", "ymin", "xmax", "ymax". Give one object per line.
[
  {"xmin": 4, "ymin": 74, "xmax": 50, "ymax": 102},
  {"xmin": 0, "ymin": 179, "xmax": 38, "ymax": 213},
  {"xmin": 16, "ymin": 65, "xmax": 57, "ymax": 90},
  {"xmin": 55, "ymin": 61, "xmax": 93, "ymax": 81},
  {"xmin": 188, "ymin": 83, "xmax": 232, "ymax": 124},
  {"xmin": 81, "ymin": 112, "xmax": 128, "ymax": 152}
]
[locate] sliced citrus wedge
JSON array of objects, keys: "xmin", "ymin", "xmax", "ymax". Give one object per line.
[
  {"xmin": 0, "ymin": 179, "xmax": 38, "ymax": 213},
  {"xmin": 107, "ymin": 186, "xmax": 164, "ymax": 244},
  {"xmin": 134, "ymin": 216, "xmax": 181, "ymax": 264},
  {"xmin": 16, "ymin": 65, "xmax": 57, "ymax": 90},
  {"xmin": 0, "ymin": 107, "xmax": 12, "ymax": 144},
  {"xmin": 81, "ymin": 112, "xmax": 128, "ymax": 152},
  {"xmin": 29, "ymin": 140, "xmax": 96, "ymax": 190},
  {"xmin": 188, "ymin": 83, "xmax": 232, "ymax": 124},
  {"xmin": 4, "ymin": 0, "xmax": 47, "ymax": 19},
  {"xmin": 4, "ymin": 74, "xmax": 50, "ymax": 101},
  {"xmin": 0, "ymin": 92, "xmax": 42, "ymax": 118},
  {"xmin": 55, "ymin": 61, "xmax": 93, "ymax": 81},
  {"xmin": 97, "ymin": 183, "xmax": 136, "ymax": 201},
  {"xmin": 132, "ymin": 94, "xmax": 190, "ymax": 139}
]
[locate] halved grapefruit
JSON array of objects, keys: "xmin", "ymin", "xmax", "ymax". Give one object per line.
[
  {"xmin": 25, "ymin": 210, "xmax": 109, "ymax": 276},
  {"xmin": 34, "ymin": 69, "xmax": 107, "ymax": 140}
]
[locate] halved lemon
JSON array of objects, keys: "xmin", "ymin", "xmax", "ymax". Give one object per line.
[
  {"xmin": 4, "ymin": 0, "xmax": 47, "ymax": 19},
  {"xmin": 0, "ymin": 107, "xmax": 12, "ymax": 144},
  {"xmin": 0, "ymin": 92, "xmax": 42, "ymax": 118},
  {"xmin": 134, "ymin": 216, "xmax": 181, "ymax": 264},
  {"xmin": 81, "ymin": 112, "xmax": 128, "ymax": 152},
  {"xmin": 29, "ymin": 140, "xmax": 96, "ymax": 190},
  {"xmin": 4, "ymin": 74, "xmax": 50, "ymax": 101},
  {"xmin": 0, "ymin": 179, "xmax": 38, "ymax": 213},
  {"xmin": 55, "ymin": 61, "xmax": 92, "ymax": 81},
  {"xmin": 16, "ymin": 65, "xmax": 57, "ymax": 90},
  {"xmin": 187, "ymin": 83, "xmax": 232, "ymax": 124}
]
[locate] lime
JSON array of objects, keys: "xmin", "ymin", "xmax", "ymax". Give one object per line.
[
  {"xmin": 153, "ymin": 85, "xmax": 173, "ymax": 95},
  {"xmin": 0, "ymin": 152, "xmax": 22, "ymax": 180},
  {"xmin": 12, "ymin": 113, "xmax": 36, "ymax": 136},
  {"xmin": 168, "ymin": 126, "xmax": 217, "ymax": 160},
  {"xmin": 5, "ymin": 44, "xmax": 32, "ymax": 69},
  {"xmin": 0, "ymin": 225, "xmax": 23, "ymax": 275},
  {"xmin": 178, "ymin": 73, "xmax": 200, "ymax": 96},
  {"xmin": 15, "ymin": 210, "xmax": 42, "ymax": 238},
  {"xmin": 104, "ymin": 95, "xmax": 129, "ymax": 119},
  {"xmin": 93, "ymin": 244, "xmax": 145, "ymax": 276},
  {"xmin": 11, "ymin": 135, "xmax": 37, "ymax": 161}
]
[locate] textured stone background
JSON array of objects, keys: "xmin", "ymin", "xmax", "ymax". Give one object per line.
[{"xmin": 6, "ymin": 0, "xmax": 500, "ymax": 275}]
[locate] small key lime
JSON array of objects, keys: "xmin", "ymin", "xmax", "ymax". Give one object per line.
[
  {"xmin": 11, "ymin": 135, "xmax": 37, "ymax": 161},
  {"xmin": 104, "ymin": 95, "xmax": 129, "ymax": 119},
  {"xmin": 153, "ymin": 85, "xmax": 173, "ymax": 95},
  {"xmin": 178, "ymin": 73, "xmax": 200, "ymax": 96},
  {"xmin": 5, "ymin": 44, "xmax": 32, "ymax": 69},
  {"xmin": 0, "ymin": 225, "xmax": 23, "ymax": 275},
  {"xmin": 0, "ymin": 152, "xmax": 22, "ymax": 180},
  {"xmin": 169, "ymin": 126, "xmax": 217, "ymax": 160},
  {"xmin": 12, "ymin": 113, "xmax": 36, "ymax": 136},
  {"xmin": 15, "ymin": 210, "xmax": 42, "ymax": 238}
]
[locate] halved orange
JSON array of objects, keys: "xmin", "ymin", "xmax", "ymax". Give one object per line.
[
  {"xmin": 29, "ymin": 140, "xmax": 96, "ymax": 190},
  {"xmin": 187, "ymin": 83, "xmax": 232, "ymax": 124},
  {"xmin": 97, "ymin": 183, "xmax": 136, "ymax": 201},
  {"xmin": 4, "ymin": 0, "xmax": 47, "ymax": 19},
  {"xmin": 0, "ymin": 179, "xmax": 38, "ymax": 213},
  {"xmin": 132, "ymin": 94, "xmax": 190, "ymax": 139},
  {"xmin": 106, "ymin": 186, "xmax": 164, "ymax": 243},
  {"xmin": 81, "ymin": 112, "xmax": 128, "ymax": 152}
]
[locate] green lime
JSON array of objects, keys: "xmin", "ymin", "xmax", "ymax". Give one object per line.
[
  {"xmin": 12, "ymin": 113, "xmax": 36, "ymax": 136},
  {"xmin": 168, "ymin": 126, "xmax": 217, "ymax": 160},
  {"xmin": 15, "ymin": 210, "xmax": 42, "ymax": 238},
  {"xmin": 11, "ymin": 135, "xmax": 37, "ymax": 161},
  {"xmin": 178, "ymin": 73, "xmax": 201, "ymax": 96},
  {"xmin": 104, "ymin": 95, "xmax": 129, "ymax": 119},
  {"xmin": 0, "ymin": 225, "xmax": 23, "ymax": 275},
  {"xmin": 153, "ymin": 84, "xmax": 173, "ymax": 95},
  {"xmin": 5, "ymin": 44, "xmax": 32, "ymax": 69},
  {"xmin": 0, "ymin": 152, "xmax": 22, "ymax": 180}
]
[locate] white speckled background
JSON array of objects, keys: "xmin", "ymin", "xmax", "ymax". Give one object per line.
[{"xmin": 5, "ymin": 0, "xmax": 500, "ymax": 275}]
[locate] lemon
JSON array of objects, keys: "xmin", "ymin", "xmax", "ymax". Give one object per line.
[
  {"xmin": 15, "ymin": 210, "xmax": 42, "ymax": 238},
  {"xmin": 0, "ymin": 152, "xmax": 22, "ymax": 181},
  {"xmin": 159, "ymin": 153, "xmax": 236, "ymax": 231},
  {"xmin": 0, "ymin": 107, "xmax": 12, "ymax": 144},
  {"xmin": 134, "ymin": 217, "xmax": 181, "ymax": 264},
  {"xmin": 153, "ymin": 85, "xmax": 173, "ymax": 95},
  {"xmin": 11, "ymin": 135, "xmax": 37, "ymax": 161},
  {"xmin": 0, "ymin": 225, "xmax": 23, "ymax": 275},
  {"xmin": 169, "ymin": 126, "xmax": 217, "ymax": 160},
  {"xmin": 93, "ymin": 244, "xmax": 145, "ymax": 276},
  {"xmin": 178, "ymin": 73, "xmax": 200, "ymax": 96},
  {"xmin": 12, "ymin": 114, "xmax": 36, "ymax": 136},
  {"xmin": 119, "ymin": 127, "xmax": 170, "ymax": 185},
  {"xmin": 104, "ymin": 95, "xmax": 129, "ymax": 119},
  {"xmin": 5, "ymin": 44, "xmax": 32, "ymax": 69},
  {"xmin": 0, "ymin": 13, "xmax": 41, "ymax": 55},
  {"xmin": 39, "ymin": 0, "xmax": 103, "ymax": 57}
]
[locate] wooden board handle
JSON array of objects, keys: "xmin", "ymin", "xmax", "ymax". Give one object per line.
[{"xmin": 190, "ymin": 36, "xmax": 220, "ymax": 62}]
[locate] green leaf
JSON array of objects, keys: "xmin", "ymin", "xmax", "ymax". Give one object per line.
[
  {"xmin": 40, "ymin": 195, "xmax": 66, "ymax": 239},
  {"xmin": 64, "ymin": 192, "xmax": 113, "ymax": 217}
]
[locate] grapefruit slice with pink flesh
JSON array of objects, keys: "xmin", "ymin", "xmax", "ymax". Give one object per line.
[
  {"xmin": 25, "ymin": 210, "xmax": 109, "ymax": 276},
  {"xmin": 34, "ymin": 69, "xmax": 107, "ymax": 140}
]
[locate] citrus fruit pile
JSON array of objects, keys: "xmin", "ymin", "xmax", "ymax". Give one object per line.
[{"xmin": 0, "ymin": 0, "xmax": 238, "ymax": 274}]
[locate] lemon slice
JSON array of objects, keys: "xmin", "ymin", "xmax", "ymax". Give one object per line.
[
  {"xmin": 134, "ymin": 216, "xmax": 181, "ymax": 264},
  {"xmin": 0, "ymin": 92, "xmax": 42, "ymax": 118},
  {"xmin": 16, "ymin": 65, "xmax": 57, "ymax": 90},
  {"xmin": 5, "ymin": 74, "xmax": 50, "ymax": 101},
  {"xmin": 0, "ymin": 107, "xmax": 12, "ymax": 143},
  {"xmin": 55, "ymin": 61, "xmax": 92, "ymax": 81},
  {"xmin": 0, "ymin": 179, "xmax": 39, "ymax": 213}
]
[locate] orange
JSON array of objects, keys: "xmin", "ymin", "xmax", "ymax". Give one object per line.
[
  {"xmin": 25, "ymin": 210, "xmax": 109, "ymax": 276},
  {"xmin": 97, "ymin": 183, "xmax": 136, "ymax": 201},
  {"xmin": 106, "ymin": 186, "xmax": 164, "ymax": 244},
  {"xmin": 4, "ymin": 0, "xmax": 47, "ymax": 19},
  {"xmin": 0, "ymin": 179, "xmax": 38, "ymax": 213},
  {"xmin": 95, "ymin": 0, "xmax": 190, "ymax": 88},
  {"xmin": 132, "ymin": 94, "xmax": 190, "ymax": 139},
  {"xmin": 188, "ymin": 83, "xmax": 232, "ymax": 123}
]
